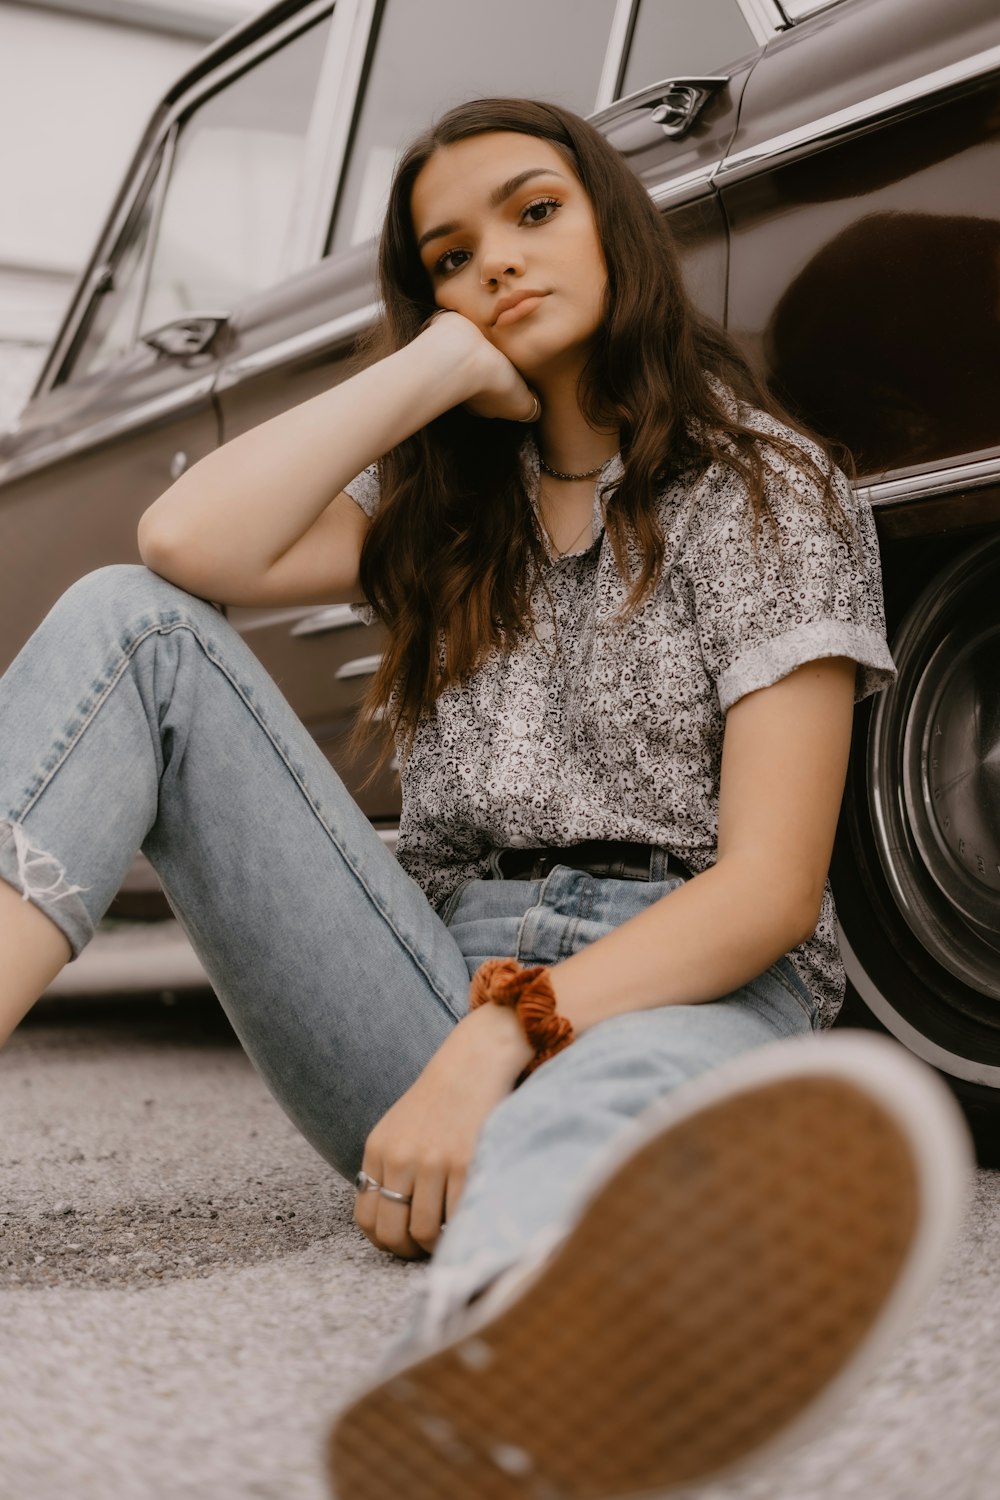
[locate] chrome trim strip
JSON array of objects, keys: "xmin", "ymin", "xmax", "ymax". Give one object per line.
[
  {"xmin": 857, "ymin": 456, "xmax": 1000, "ymax": 510},
  {"xmin": 0, "ymin": 376, "xmax": 215, "ymax": 486},
  {"xmin": 594, "ymin": 0, "xmax": 638, "ymax": 111},
  {"xmin": 335, "ymin": 653, "xmax": 381, "ymax": 680},
  {"xmin": 216, "ymin": 301, "xmax": 380, "ymax": 389},
  {"xmin": 290, "ymin": 603, "xmax": 361, "ymax": 636},
  {"xmin": 718, "ymin": 41, "xmax": 1000, "ymax": 181},
  {"xmin": 647, "ymin": 162, "xmax": 723, "ymax": 207}
]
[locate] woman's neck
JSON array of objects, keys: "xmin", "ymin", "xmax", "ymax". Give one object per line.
[{"xmin": 534, "ymin": 381, "xmax": 619, "ymax": 477}]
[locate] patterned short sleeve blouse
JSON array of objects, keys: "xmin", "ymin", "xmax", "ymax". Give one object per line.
[{"xmin": 344, "ymin": 377, "xmax": 897, "ymax": 1029}]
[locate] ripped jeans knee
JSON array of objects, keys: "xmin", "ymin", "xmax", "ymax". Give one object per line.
[
  {"xmin": 2, "ymin": 820, "xmax": 91, "ymax": 906},
  {"xmin": 0, "ymin": 819, "xmax": 92, "ymax": 957}
]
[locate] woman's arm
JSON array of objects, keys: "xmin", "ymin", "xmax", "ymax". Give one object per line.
[
  {"xmin": 548, "ymin": 655, "xmax": 858, "ymax": 1033},
  {"xmin": 136, "ymin": 314, "xmax": 535, "ymax": 608}
]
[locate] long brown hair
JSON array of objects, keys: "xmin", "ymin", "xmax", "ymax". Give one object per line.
[{"xmin": 349, "ymin": 97, "xmax": 859, "ymax": 774}]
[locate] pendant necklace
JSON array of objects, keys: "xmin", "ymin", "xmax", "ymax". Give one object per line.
[
  {"xmin": 544, "ymin": 515, "xmax": 594, "ymax": 557},
  {"xmin": 537, "ymin": 451, "xmax": 609, "ymax": 555}
]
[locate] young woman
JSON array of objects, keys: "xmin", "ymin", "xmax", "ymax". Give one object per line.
[{"xmin": 0, "ymin": 99, "xmax": 971, "ymax": 1498}]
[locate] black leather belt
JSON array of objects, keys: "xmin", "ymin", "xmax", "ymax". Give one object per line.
[{"xmin": 491, "ymin": 840, "xmax": 693, "ymax": 883}]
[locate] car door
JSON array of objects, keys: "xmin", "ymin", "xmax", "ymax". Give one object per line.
[
  {"xmin": 718, "ymin": 0, "xmax": 1000, "ymax": 1151},
  {"xmin": 0, "ymin": 1, "xmax": 338, "ymax": 676}
]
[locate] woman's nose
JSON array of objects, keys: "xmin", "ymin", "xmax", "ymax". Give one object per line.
[{"xmin": 479, "ymin": 242, "xmax": 525, "ymax": 286}]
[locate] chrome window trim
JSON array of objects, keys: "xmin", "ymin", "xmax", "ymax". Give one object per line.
[
  {"xmin": 126, "ymin": 122, "xmax": 178, "ymax": 352},
  {"xmin": 717, "ymin": 40, "xmax": 1000, "ymax": 182},
  {"xmin": 39, "ymin": 150, "xmax": 165, "ymax": 398},
  {"xmin": 215, "ymin": 301, "xmax": 381, "ymax": 391},
  {"xmin": 117, "ymin": 0, "xmax": 341, "ymax": 187},
  {"xmin": 297, "ymin": 0, "xmax": 379, "ymax": 265},
  {"xmin": 734, "ymin": 0, "xmax": 787, "ymax": 47},
  {"xmin": 594, "ymin": 0, "xmax": 637, "ymax": 111},
  {"xmin": 857, "ymin": 456, "xmax": 1000, "ymax": 511},
  {"xmin": 0, "ymin": 375, "xmax": 216, "ymax": 488},
  {"xmin": 36, "ymin": 0, "xmax": 340, "ymax": 401},
  {"xmin": 779, "ymin": 0, "xmax": 847, "ymax": 22}
]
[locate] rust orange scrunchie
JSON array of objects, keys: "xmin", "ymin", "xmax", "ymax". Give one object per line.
[{"xmin": 469, "ymin": 957, "xmax": 575, "ymax": 1078}]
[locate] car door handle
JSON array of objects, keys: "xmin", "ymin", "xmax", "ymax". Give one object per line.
[
  {"xmin": 646, "ymin": 77, "xmax": 730, "ymax": 139},
  {"xmin": 289, "ymin": 604, "xmax": 361, "ymax": 637},
  {"xmin": 334, "ymin": 654, "xmax": 382, "ymax": 681},
  {"xmin": 141, "ymin": 311, "xmax": 230, "ymax": 358}
]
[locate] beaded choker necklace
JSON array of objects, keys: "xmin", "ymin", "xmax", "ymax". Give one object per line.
[{"xmin": 538, "ymin": 455, "xmax": 607, "ymax": 482}]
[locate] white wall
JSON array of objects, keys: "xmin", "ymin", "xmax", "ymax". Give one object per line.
[{"xmin": 0, "ymin": 0, "xmax": 254, "ymax": 429}]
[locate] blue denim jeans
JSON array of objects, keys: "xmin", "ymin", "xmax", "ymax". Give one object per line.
[{"xmin": 0, "ymin": 565, "xmax": 818, "ymax": 1325}]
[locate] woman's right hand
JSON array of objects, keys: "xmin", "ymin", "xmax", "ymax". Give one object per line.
[{"xmin": 420, "ymin": 310, "xmax": 540, "ymax": 424}]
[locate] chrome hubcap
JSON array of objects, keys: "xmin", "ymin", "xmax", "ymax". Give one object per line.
[{"xmin": 868, "ymin": 541, "xmax": 1000, "ymax": 1001}]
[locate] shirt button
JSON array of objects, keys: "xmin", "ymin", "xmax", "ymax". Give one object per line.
[{"xmin": 511, "ymin": 717, "xmax": 528, "ymax": 737}]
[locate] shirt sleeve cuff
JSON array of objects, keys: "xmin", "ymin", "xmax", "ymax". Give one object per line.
[{"xmin": 716, "ymin": 620, "xmax": 898, "ymax": 715}]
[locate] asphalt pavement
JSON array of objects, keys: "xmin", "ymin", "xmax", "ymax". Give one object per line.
[{"xmin": 1, "ymin": 994, "xmax": 998, "ymax": 1500}]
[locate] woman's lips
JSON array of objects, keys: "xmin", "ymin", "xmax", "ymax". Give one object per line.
[{"xmin": 494, "ymin": 294, "xmax": 546, "ymax": 328}]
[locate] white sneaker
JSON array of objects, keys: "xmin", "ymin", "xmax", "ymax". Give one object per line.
[{"xmin": 327, "ymin": 1031, "xmax": 973, "ymax": 1500}]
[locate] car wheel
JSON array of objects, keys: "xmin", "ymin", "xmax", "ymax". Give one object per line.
[{"xmin": 831, "ymin": 531, "xmax": 1000, "ymax": 1165}]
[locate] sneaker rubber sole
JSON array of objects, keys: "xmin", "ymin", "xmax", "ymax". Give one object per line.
[{"xmin": 327, "ymin": 1032, "xmax": 972, "ymax": 1500}]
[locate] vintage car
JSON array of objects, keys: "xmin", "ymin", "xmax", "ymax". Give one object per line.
[{"xmin": 1, "ymin": 0, "xmax": 998, "ymax": 1153}]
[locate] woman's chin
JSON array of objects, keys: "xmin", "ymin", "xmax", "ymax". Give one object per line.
[{"xmin": 506, "ymin": 339, "xmax": 592, "ymax": 389}]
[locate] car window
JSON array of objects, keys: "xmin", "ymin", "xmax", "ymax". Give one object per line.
[
  {"xmin": 64, "ymin": 11, "xmax": 335, "ymax": 387},
  {"xmin": 325, "ymin": 0, "xmax": 617, "ymax": 256},
  {"xmin": 65, "ymin": 155, "xmax": 162, "ymax": 383},
  {"xmin": 618, "ymin": 0, "xmax": 757, "ymax": 99},
  {"xmin": 140, "ymin": 10, "xmax": 334, "ymax": 336}
]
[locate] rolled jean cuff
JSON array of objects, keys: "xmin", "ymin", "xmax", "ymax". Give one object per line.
[{"xmin": 0, "ymin": 819, "xmax": 95, "ymax": 960}]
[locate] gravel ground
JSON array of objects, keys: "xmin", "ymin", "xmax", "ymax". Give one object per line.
[{"xmin": 1, "ymin": 995, "xmax": 998, "ymax": 1500}]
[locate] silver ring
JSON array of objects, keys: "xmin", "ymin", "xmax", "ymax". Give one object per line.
[
  {"xmin": 377, "ymin": 1184, "xmax": 414, "ymax": 1205},
  {"xmin": 518, "ymin": 393, "xmax": 541, "ymax": 424},
  {"xmin": 354, "ymin": 1170, "xmax": 381, "ymax": 1193}
]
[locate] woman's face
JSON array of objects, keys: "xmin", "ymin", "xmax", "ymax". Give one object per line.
[{"xmin": 410, "ymin": 131, "xmax": 608, "ymax": 381}]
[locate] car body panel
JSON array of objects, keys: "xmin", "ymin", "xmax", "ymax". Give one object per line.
[{"xmin": 722, "ymin": 0, "xmax": 1000, "ymax": 495}]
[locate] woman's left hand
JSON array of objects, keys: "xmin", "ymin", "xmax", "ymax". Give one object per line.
[{"xmin": 355, "ymin": 1003, "xmax": 533, "ymax": 1260}]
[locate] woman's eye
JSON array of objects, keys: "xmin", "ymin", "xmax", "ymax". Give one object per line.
[
  {"xmin": 521, "ymin": 197, "xmax": 561, "ymax": 225},
  {"xmin": 434, "ymin": 248, "xmax": 471, "ymax": 276}
]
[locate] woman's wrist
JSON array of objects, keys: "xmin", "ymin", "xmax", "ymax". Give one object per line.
[
  {"xmin": 415, "ymin": 314, "xmax": 492, "ymax": 406},
  {"xmin": 457, "ymin": 999, "xmax": 536, "ymax": 1078},
  {"xmin": 415, "ymin": 311, "xmax": 534, "ymax": 418}
]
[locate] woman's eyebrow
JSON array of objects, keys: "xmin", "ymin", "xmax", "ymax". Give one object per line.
[
  {"xmin": 416, "ymin": 168, "xmax": 569, "ymax": 254},
  {"xmin": 489, "ymin": 167, "xmax": 568, "ymax": 209}
]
